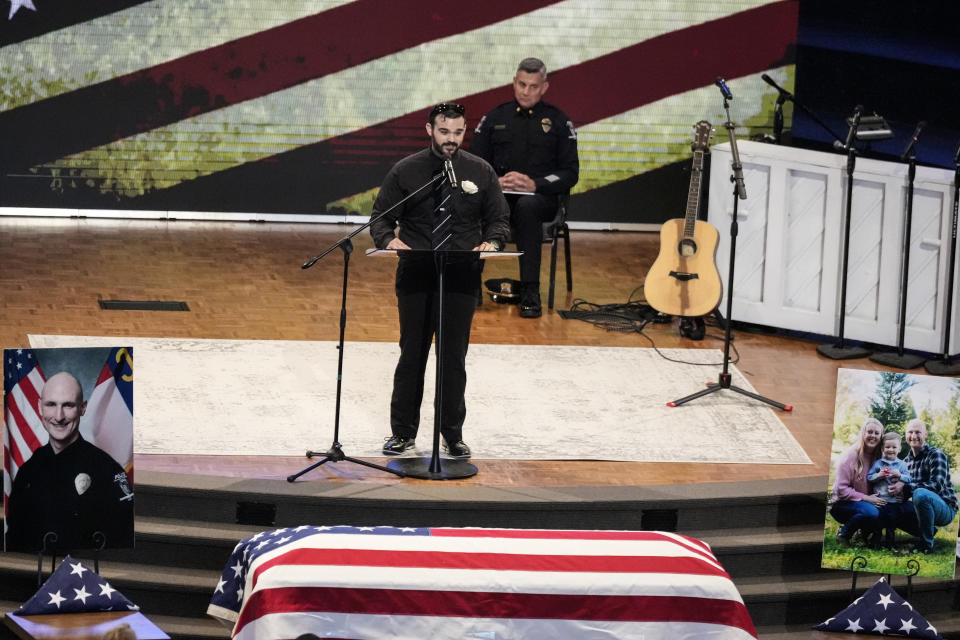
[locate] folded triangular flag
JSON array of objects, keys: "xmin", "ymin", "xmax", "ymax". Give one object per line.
[
  {"xmin": 14, "ymin": 555, "xmax": 139, "ymax": 615},
  {"xmin": 812, "ymin": 577, "xmax": 942, "ymax": 638}
]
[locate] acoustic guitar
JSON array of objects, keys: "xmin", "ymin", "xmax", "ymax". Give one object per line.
[{"xmin": 644, "ymin": 120, "xmax": 722, "ymax": 318}]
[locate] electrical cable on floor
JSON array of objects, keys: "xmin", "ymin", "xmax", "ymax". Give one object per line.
[{"xmin": 559, "ymin": 285, "xmax": 741, "ymax": 367}]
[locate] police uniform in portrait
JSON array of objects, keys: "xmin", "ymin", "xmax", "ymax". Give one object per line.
[
  {"xmin": 471, "ymin": 90, "xmax": 578, "ymax": 317},
  {"xmin": 6, "ymin": 435, "xmax": 135, "ymax": 552}
]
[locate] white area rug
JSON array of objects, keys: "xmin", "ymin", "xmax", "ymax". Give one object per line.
[{"xmin": 29, "ymin": 335, "xmax": 810, "ymax": 464}]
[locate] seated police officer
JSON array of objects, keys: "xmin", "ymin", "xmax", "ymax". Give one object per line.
[{"xmin": 471, "ymin": 57, "xmax": 579, "ymax": 318}]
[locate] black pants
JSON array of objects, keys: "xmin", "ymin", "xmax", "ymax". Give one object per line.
[
  {"xmin": 508, "ymin": 193, "xmax": 557, "ymax": 285},
  {"xmin": 390, "ymin": 255, "xmax": 480, "ymax": 443}
]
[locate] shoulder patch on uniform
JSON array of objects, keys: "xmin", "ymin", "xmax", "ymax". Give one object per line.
[
  {"xmin": 114, "ymin": 472, "xmax": 135, "ymax": 501},
  {"xmin": 567, "ymin": 120, "xmax": 577, "ymax": 140}
]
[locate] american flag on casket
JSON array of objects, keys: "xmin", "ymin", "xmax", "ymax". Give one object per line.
[{"xmin": 207, "ymin": 525, "xmax": 756, "ymax": 640}]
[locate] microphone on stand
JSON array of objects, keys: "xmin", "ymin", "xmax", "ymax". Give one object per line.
[
  {"xmin": 835, "ymin": 105, "xmax": 864, "ymax": 152},
  {"xmin": 444, "ymin": 158, "xmax": 458, "ymax": 189},
  {"xmin": 900, "ymin": 121, "xmax": 926, "ymax": 161},
  {"xmin": 714, "ymin": 77, "xmax": 733, "ymax": 100},
  {"xmin": 761, "ymin": 73, "xmax": 794, "ymax": 100}
]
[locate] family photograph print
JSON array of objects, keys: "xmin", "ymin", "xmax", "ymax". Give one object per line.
[{"xmin": 822, "ymin": 368, "xmax": 960, "ymax": 580}]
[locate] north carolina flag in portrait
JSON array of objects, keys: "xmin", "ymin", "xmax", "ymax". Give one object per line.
[
  {"xmin": 83, "ymin": 347, "xmax": 134, "ymax": 473},
  {"xmin": 14, "ymin": 554, "xmax": 138, "ymax": 615},
  {"xmin": 2, "ymin": 348, "xmax": 46, "ymax": 510},
  {"xmin": 813, "ymin": 577, "xmax": 943, "ymax": 639},
  {"xmin": 208, "ymin": 525, "xmax": 757, "ymax": 640}
]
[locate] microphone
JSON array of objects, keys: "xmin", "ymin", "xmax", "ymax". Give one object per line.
[
  {"xmin": 899, "ymin": 121, "xmax": 926, "ymax": 161},
  {"xmin": 835, "ymin": 105, "xmax": 864, "ymax": 152},
  {"xmin": 761, "ymin": 73, "xmax": 793, "ymax": 99},
  {"xmin": 714, "ymin": 77, "xmax": 733, "ymax": 100},
  {"xmin": 444, "ymin": 158, "xmax": 458, "ymax": 189}
]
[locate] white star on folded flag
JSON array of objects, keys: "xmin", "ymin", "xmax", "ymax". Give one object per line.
[
  {"xmin": 813, "ymin": 577, "xmax": 943, "ymax": 639},
  {"xmin": 7, "ymin": 0, "xmax": 36, "ymax": 20},
  {"xmin": 14, "ymin": 555, "xmax": 139, "ymax": 615}
]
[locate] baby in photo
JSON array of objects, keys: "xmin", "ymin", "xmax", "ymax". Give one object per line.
[{"xmin": 866, "ymin": 431, "xmax": 912, "ymax": 549}]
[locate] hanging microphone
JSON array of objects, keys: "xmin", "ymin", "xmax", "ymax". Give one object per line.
[
  {"xmin": 714, "ymin": 77, "xmax": 733, "ymax": 100},
  {"xmin": 899, "ymin": 121, "xmax": 926, "ymax": 161},
  {"xmin": 444, "ymin": 158, "xmax": 458, "ymax": 189}
]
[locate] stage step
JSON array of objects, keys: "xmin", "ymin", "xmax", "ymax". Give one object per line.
[
  {"xmin": 735, "ymin": 570, "xmax": 958, "ymax": 628},
  {"xmin": 2, "ymin": 474, "xmax": 957, "ymax": 637},
  {"xmin": 755, "ymin": 611, "xmax": 960, "ymax": 640}
]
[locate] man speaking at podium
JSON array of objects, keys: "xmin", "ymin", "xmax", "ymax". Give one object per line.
[{"xmin": 370, "ymin": 103, "xmax": 509, "ymax": 460}]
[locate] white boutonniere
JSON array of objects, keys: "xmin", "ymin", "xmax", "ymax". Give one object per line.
[{"xmin": 461, "ymin": 180, "xmax": 478, "ymax": 194}]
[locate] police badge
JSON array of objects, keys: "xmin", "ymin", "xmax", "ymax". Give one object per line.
[{"xmin": 541, "ymin": 117, "xmax": 552, "ymax": 133}]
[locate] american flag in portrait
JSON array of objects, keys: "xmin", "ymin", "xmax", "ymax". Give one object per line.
[
  {"xmin": 2, "ymin": 348, "xmax": 46, "ymax": 511},
  {"xmin": 208, "ymin": 525, "xmax": 757, "ymax": 639},
  {"xmin": 1, "ymin": 1, "xmax": 798, "ymax": 223}
]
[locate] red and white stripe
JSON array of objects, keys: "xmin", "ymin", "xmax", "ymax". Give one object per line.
[
  {"xmin": 2, "ymin": 362, "xmax": 46, "ymax": 506},
  {"xmin": 230, "ymin": 528, "xmax": 755, "ymax": 639}
]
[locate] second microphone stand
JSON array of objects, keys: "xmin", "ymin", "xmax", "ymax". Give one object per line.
[
  {"xmin": 669, "ymin": 93, "xmax": 791, "ymax": 412},
  {"xmin": 286, "ymin": 172, "xmax": 447, "ymax": 482},
  {"xmin": 871, "ymin": 125, "xmax": 926, "ymax": 369},
  {"xmin": 817, "ymin": 107, "xmax": 872, "ymax": 360},
  {"xmin": 924, "ymin": 140, "xmax": 960, "ymax": 376}
]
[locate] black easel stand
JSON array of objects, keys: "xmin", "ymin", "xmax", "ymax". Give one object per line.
[
  {"xmin": 287, "ymin": 173, "xmax": 449, "ymax": 482},
  {"xmin": 817, "ymin": 106, "xmax": 872, "ymax": 360},
  {"xmin": 669, "ymin": 91, "xmax": 791, "ymax": 412},
  {"xmin": 386, "ymin": 250, "xmax": 477, "ymax": 480},
  {"xmin": 924, "ymin": 140, "xmax": 960, "ymax": 375},
  {"xmin": 35, "ymin": 530, "xmax": 106, "ymax": 586},
  {"xmin": 871, "ymin": 128, "xmax": 926, "ymax": 369},
  {"xmin": 847, "ymin": 555, "xmax": 920, "ymax": 603}
]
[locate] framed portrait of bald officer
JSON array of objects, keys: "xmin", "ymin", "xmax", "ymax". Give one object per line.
[{"xmin": 3, "ymin": 346, "xmax": 135, "ymax": 553}]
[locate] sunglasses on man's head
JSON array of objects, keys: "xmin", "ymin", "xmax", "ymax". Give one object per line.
[{"xmin": 430, "ymin": 103, "xmax": 465, "ymax": 118}]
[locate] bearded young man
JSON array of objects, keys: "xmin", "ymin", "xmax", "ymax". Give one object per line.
[{"xmin": 370, "ymin": 103, "xmax": 509, "ymax": 460}]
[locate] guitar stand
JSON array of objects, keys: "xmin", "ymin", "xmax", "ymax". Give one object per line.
[{"xmin": 669, "ymin": 96, "xmax": 791, "ymax": 412}]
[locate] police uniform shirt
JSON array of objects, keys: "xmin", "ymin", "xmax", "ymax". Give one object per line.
[
  {"xmin": 471, "ymin": 100, "xmax": 579, "ymax": 195},
  {"xmin": 6, "ymin": 436, "xmax": 135, "ymax": 552}
]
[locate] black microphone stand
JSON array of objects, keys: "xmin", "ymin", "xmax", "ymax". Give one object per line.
[
  {"xmin": 772, "ymin": 94, "xmax": 786, "ymax": 144},
  {"xmin": 762, "ymin": 74, "xmax": 845, "ymax": 145},
  {"xmin": 817, "ymin": 106, "xmax": 872, "ymax": 360},
  {"xmin": 286, "ymin": 171, "xmax": 446, "ymax": 482},
  {"xmin": 924, "ymin": 139, "xmax": 960, "ymax": 375},
  {"xmin": 870, "ymin": 123, "xmax": 927, "ymax": 369},
  {"xmin": 669, "ymin": 90, "xmax": 791, "ymax": 411}
]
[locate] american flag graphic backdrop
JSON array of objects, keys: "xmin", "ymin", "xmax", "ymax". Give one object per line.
[
  {"xmin": 1, "ymin": 0, "xmax": 797, "ymax": 223},
  {"xmin": 207, "ymin": 525, "xmax": 757, "ymax": 639}
]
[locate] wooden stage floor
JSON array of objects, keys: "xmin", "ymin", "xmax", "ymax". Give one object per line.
[{"xmin": 0, "ymin": 217, "xmax": 904, "ymax": 490}]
